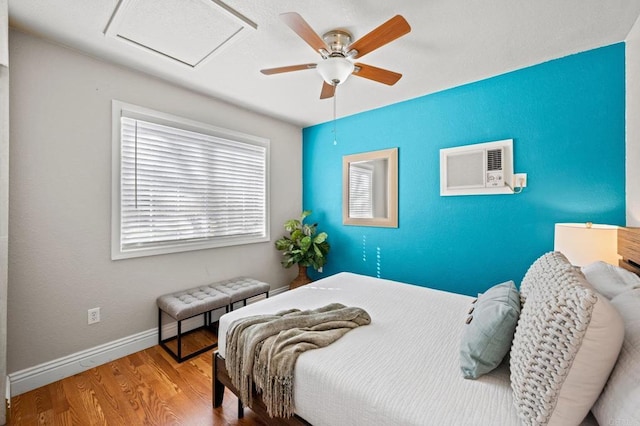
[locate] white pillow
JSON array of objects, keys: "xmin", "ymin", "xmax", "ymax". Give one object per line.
[
  {"xmin": 510, "ymin": 252, "xmax": 625, "ymax": 426},
  {"xmin": 519, "ymin": 251, "xmax": 573, "ymax": 302},
  {"xmin": 581, "ymin": 261, "xmax": 640, "ymax": 299},
  {"xmin": 591, "ymin": 288, "xmax": 640, "ymax": 425}
]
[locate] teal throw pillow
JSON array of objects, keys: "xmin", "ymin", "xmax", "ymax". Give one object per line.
[{"xmin": 460, "ymin": 280, "xmax": 520, "ymax": 379}]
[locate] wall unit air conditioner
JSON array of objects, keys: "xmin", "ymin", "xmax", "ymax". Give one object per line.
[{"xmin": 440, "ymin": 139, "xmax": 514, "ymax": 196}]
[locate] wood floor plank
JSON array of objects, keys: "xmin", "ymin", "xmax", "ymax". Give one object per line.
[
  {"xmin": 9, "ymin": 345, "xmax": 268, "ymax": 425},
  {"xmin": 66, "ymin": 373, "xmax": 109, "ymax": 425},
  {"xmin": 107, "ymin": 356, "xmax": 147, "ymax": 424},
  {"xmin": 47, "ymin": 381, "xmax": 70, "ymax": 415}
]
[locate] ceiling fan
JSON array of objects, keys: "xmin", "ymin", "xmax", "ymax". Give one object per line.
[{"xmin": 261, "ymin": 12, "xmax": 411, "ymax": 99}]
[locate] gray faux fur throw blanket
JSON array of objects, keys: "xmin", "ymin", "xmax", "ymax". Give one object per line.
[{"xmin": 225, "ymin": 302, "xmax": 371, "ymax": 418}]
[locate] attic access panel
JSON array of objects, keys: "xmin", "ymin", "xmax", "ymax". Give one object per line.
[{"xmin": 105, "ymin": 0, "xmax": 257, "ymax": 68}]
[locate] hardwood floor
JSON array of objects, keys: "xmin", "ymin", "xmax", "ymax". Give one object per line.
[{"xmin": 9, "ymin": 331, "xmax": 266, "ymax": 425}]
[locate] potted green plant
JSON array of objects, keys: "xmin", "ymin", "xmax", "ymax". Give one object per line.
[{"xmin": 275, "ymin": 210, "xmax": 330, "ymax": 289}]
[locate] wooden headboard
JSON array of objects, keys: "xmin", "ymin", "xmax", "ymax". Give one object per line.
[{"xmin": 618, "ymin": 227, "xmax": 640, "ymax": 275}]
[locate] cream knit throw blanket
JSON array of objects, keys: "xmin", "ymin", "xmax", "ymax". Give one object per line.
[{"xmin": 225, "ymin": 302, "xmax": 371, "ymax": 418}]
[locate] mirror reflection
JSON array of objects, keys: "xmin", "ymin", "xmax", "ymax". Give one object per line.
[
  {"xmin": 343, "ymin": 148, "xmax": 398, "ymax": 228},
  {"xmin": 348, "ymin": 159, "xmax": 388, "ymax": 219}
]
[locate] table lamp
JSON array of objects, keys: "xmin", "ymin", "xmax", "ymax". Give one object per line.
[{"xmin": 554, "ymin": 223, "xmax": 619, "ymax": 267}]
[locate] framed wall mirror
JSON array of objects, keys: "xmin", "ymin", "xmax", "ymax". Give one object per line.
[{"xmin": 343, "ymin": 148, "xmax": 398, "ymax": 228}]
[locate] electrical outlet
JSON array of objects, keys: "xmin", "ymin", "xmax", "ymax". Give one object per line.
[
  {"xmin": 88, "ymin": 307, "xmax": 100, "ymax": 325},
  {"xmin": 513, "ymin": 173, "xmax": 527, "ymax": 188}
]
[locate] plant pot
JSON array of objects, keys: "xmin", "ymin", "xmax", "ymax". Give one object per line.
[{"xmin": 290, "ymin": 264, "xmax": 312, "ymax": 290}]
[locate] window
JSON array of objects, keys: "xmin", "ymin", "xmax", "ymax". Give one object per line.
[{"xmin": 111, "ymin": 101, "xmax": 269, "ymax": 259}]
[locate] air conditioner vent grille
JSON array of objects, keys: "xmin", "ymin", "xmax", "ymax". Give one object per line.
[{"xmin": 487, "ymin": 149, "xmax": 503, "ymax": 171}]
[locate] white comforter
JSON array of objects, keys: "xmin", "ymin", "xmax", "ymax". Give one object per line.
[{"xmin": 218, "ymin": 272, "xmax": 519, "ymax": 426}]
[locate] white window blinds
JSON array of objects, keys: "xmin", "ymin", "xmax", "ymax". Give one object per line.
[
  {"xmin": 112, "ymin": 102, "xmax": 269, "ymax": 259},
  {"xmin": 348, "ymin": 164, "xmax": 374, "ymax": 218}
]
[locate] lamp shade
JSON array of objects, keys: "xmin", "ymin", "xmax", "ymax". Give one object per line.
[
  {"xmin": 554, "ymin": 223, "xmax": 619, "ymax": 266},
  {"xmin": 316, "ymin": 57, "xmax": 354, "ymax": 86}
]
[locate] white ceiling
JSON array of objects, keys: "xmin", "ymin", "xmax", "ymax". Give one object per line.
[{"xmin": 8, "ymin": 0, "xmax": 640, "ymax": 127}]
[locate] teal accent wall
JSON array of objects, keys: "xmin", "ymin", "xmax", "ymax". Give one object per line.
[{"xmin": 302, "ymin": 43, "xmax": 626, "ymax": 296}]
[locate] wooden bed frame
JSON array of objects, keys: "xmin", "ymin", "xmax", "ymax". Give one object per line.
[
  {"xmin": 213, "ymin": 352, "xmax": 310, "ymax": 425},
  {"xmin": 212, "ymin": 226, "xmax": 640, "ymax": 424}
]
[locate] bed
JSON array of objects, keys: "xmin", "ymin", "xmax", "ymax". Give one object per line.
[{"xmin": 213, "ymin": 227, "xmax": 640, "ymax": 426}]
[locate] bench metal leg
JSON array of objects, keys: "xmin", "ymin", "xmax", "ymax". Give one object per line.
[
  {"xmin": 158, "ymin": 309, "xmax": 163, "ymax": 344},
  {"xmin": 177, "ymin": 320, "xmax": 182, "ymax": 361},
  {"xmin": 159, "ymin": 308, "xmax": 223, "ymax": 363}
]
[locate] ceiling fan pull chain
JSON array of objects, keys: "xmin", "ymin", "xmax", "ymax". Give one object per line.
[{"xmin": 333, "ymin": 89, "xmax": 337, "ymax": 145}]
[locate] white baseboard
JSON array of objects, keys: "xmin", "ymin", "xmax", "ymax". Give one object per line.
[
  {"xmin": 8, "ymin": 286, "xmax": 289, "ymax": 397},
  {"xmin": 267, "ymin": 285, "xmax": 288, "ymax": 297},
  {"xmin": 8, "ymin": 328, "xmax": 157, "ymax": 397}
]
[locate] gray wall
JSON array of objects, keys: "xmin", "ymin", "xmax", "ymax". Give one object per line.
[{"xmin": 8, "ymin": 30, "xmax": 302, "ymax": 373}]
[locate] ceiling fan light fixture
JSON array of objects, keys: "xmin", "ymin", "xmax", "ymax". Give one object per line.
[
  {"xmin": 317, "ymin": 57, "xmax": 355, "ymax": 86},
  {"xmin": 262, "ymin": 13, "xmax": 411, "ymax": 99}
]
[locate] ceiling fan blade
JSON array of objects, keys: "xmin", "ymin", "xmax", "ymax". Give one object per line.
[
  {"xmin": 348, "ymin": 15, "xmax": 411, "ymax": 59},
  {"xmin": 320, "ymin": 82, "xmax": 336, "ymax": 99},
  {"xmin": 280, "ymin": 12, "xmax": 329, "ymax": 55},
  {"xmin": 260, "ymin": 63, "xmax": 317, "ymax": 75},
  {"xmin": 353, "ymin": 63, "xmax": 402, "ymax": 85}
]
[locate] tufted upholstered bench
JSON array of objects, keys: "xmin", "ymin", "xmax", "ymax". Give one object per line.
[
  {"xmin": 157, "ymin": 285, "xmax": 230, "ymax": 362},
  {"xmin": 157, "ymin": 277, "xmax": 270, "ymax": 362},
  {"xmin": 213, "ymin": 277, "xmax": 271, "ymax": 311}
]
